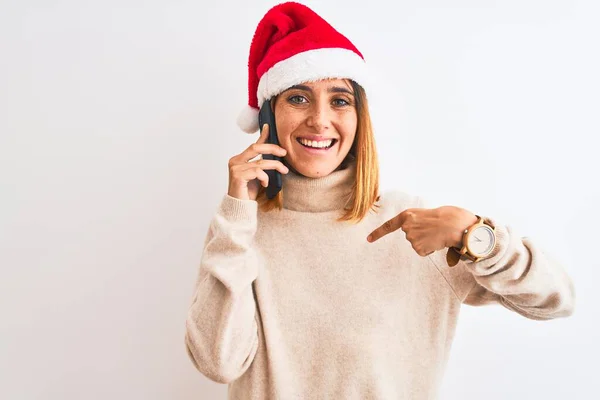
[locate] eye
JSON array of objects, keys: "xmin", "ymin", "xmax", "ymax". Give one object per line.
[
  {"xmin": 332, "ymin": 98, "xmax": 350, "ymax": 107},
  {"xmin": 288, "ymin": 95, "xmax": 307, "ymax": 104}
]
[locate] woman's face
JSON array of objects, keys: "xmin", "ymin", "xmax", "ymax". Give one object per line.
[{"xmin": 273, "ymin": 78, "xmax": 358, "ymax": 178}]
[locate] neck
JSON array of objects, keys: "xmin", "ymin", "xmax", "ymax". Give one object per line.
[{"xmin": 280, "ymin": 158, "xmax": 356, "ymax": 213}]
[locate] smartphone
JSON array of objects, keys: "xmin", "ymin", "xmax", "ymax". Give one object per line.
[{"xmin": 258, "ymin": 99, "xmax": 283, "ymax": 199}]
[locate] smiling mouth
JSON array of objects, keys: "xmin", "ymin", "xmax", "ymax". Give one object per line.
[{"xmin": 296, "ymin": 138, "xmax": 338, "ymax": 149}]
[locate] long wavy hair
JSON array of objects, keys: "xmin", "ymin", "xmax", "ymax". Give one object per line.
[{"xmin": 256, "ymin": 80, "xmax": 381, "ymax": 224}]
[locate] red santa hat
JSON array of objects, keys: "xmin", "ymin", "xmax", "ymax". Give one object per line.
[{"xmin": 237, "ymin": 1, "xmax": 369, "ymax": 133}]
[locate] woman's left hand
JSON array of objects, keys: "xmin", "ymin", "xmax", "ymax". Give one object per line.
[{"xmin": 366, "ymin": 206, "xmax": 478, "ymax": 256}]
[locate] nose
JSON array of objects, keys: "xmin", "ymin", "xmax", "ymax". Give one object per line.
[{"xmin": 306, "ymin": 100, "xmax": 332, "ymax": 132}]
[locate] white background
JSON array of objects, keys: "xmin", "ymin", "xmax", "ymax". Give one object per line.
[{"xmin": 1, "ymin": 0, "xmax": 598, "ymax": 399}]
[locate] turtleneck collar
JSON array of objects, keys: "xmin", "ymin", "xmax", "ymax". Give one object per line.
[{"xmin": 280, "ymin": 159, "xmax": 356, "ymax": 213}]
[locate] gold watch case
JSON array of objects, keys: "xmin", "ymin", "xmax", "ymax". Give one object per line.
[{"xmin": 446, "ymin": 215, "xmax": 496, "ymax": 267}]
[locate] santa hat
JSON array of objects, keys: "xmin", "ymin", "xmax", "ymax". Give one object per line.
[{"xmin": 237, "ymin": 1, "xmax": 369, "ymax": 133}]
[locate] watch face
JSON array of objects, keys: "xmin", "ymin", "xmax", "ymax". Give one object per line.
[{"xmin": 467, "ymin": 225, "xmax": 495, "ymax": 256}]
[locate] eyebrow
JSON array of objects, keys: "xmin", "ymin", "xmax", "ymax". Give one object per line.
[{"xmin": 285, "ymin": 84, "xmax": 354, "ymax": 96}]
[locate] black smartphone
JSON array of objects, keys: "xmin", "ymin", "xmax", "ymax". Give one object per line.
[{"xmin": 258, "ymin": 99, "xmax": 283, "ymax": 199}]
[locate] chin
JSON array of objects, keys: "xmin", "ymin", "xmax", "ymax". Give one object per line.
[
  {"xmin": 302, "ymin": 169, "xmax": 332, "ymax": 178},
  {"xmin": 288, "ymin": 159, "xmax": 343, "ymax": 178}
]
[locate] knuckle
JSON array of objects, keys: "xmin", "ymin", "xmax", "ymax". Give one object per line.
[
  {"xmin": 258, "ymin": 167, "xmax": 269, "ymax": 176},
  {"xmin": 383, "ymin": 220, "xmax": 394, "ymax": 232}
]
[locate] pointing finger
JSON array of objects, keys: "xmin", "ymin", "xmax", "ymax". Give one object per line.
[
  {"xmin": 367, "ymin": 212, "xmax": 407, "ymax": 243},
  {"xmin": 257, "ymin": 123, "xmax": 269, "ymax": 144}
]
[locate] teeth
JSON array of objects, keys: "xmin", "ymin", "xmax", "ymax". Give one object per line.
[{"xmin": 299, "ymin": 138, "xmax": 333, "ymax": 148}]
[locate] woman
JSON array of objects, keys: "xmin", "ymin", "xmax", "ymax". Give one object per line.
[{"xmin": 185, "ymin": 2, "xmax": 575, "ymax": 399}]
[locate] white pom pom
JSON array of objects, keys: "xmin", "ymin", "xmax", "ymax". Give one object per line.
[{"xmin": 236, "ymin": 105, "xmax": 260, "ymax": 134}]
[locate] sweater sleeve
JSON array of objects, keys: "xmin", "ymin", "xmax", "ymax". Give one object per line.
[
  {"xmin": 459, "ymin": 216, "xmax": 576, "ymax": 320},
  {"xmin": 417, "ymin": 196, "xmax": 576, "ymax": 321},
  {"xmin": 184, "ymin": 194, "xmax": 261, "ymax": 384}
]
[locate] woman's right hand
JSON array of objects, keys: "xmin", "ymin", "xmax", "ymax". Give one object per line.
[{"xmin": 228, "ymin": 124, "xmax": 289, "ymax": 201}]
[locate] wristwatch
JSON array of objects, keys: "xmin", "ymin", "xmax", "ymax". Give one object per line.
[{"xmin": 446, "ymin": 215, "xmax": 497, "ymax": 267}]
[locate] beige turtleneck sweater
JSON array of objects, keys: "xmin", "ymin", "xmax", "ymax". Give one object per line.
[{"xmin": 184, "ymin": 160, "xmax": 575, "ymax": 400}]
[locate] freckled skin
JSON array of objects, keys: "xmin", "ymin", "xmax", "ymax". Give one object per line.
[{"xmin": 273, "ymin": 78, "xmax": 358, "ymax": 178}]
